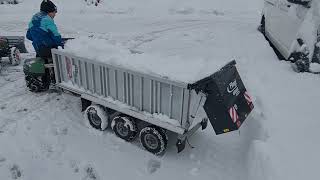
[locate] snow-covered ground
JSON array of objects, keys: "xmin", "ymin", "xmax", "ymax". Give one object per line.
[{"xmin": 0, "ymin": 0, "xmax": 319, "ymax": 180}]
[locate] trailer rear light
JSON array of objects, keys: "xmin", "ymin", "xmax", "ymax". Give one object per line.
[{"xmin": 229, "ymin": 105, "xmax": 242, "ymax": 128}]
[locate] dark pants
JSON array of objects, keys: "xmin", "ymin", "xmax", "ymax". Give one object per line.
[
  {"xmin": 36, "ymin": 47, "xmax": 53, "ymax": 63},
  {"xmin": 36, "ymin": 47, "xmax": 55, "ymax": 85}
]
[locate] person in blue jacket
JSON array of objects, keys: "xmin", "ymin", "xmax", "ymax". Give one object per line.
[{"xmin": 26, "ymin": 0, "xmax": 63, "ymax": 62}]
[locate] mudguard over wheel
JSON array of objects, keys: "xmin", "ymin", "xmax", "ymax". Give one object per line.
[
  {"xmin": 85, "ymin": 105, "xmax": 109, "ymax": 130},
  {"xmin": 111, "ymin": 116, "xmax": 137, "ymax": 141},
  {"xmin": 139, "ymin": 126, "xmax": 168, "ymax": 155}
]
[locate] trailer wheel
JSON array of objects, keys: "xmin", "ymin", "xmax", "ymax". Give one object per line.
[
  {"xmin": 139, "ymin": 126, "xmax": 168, "ymax": 155},
  {"xmin": 85, "ymin": 105, "xmax": 108, "ymax": 131},
  {"xmin": 9, "ymin": 47, "xmax": 21, "ymax": 66},
  {"xmin": 25, "ymin": 75, "xmax": 48, "ymax": 92},
  {"xmin": 111, "ymin": 116, "xmax": 137, "ymax": 141}
]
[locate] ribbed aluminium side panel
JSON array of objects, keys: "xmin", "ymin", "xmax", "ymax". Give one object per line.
[
  {"xmin": 143, "ymin": 78, "xmax": 151, "ymax": 113},
  {"xmin": 58, "ymin": 55, "xmax": 65, "ymax": 82},
  {"xmin": 53, "ymin": 54, "xmax": 61, "ymax": 83},
  {"xmin": 84, "ymin": 62, "xmax": 89, "ymax": 90},
  {"xmin": 77, "ymin": 59, "xmax": 82, "ymax": 87},
  {"xmin": 171, "ymin": 86, "xmax": 183, "ymax": 122},
  {"xmin": 160, "ymin": 83, "xmax": 171, "ymax": 118},
  {"xmin": 132, "ymin": 75, "xmax": 141, "ymax": 110},
  {"xmin": 108, "ymin": 69, "xmax": 117, "ymax": 99},
  {"xmin": 116, "ymin": 70, "xmax": 124, "ymax": 102},
  {"xmin": 70, "ymin": 58, "xmax": 76, "ymax": 86},
  {"xmin": 51, "ymin": 50, "xmax": 199, "ymax": 129}
]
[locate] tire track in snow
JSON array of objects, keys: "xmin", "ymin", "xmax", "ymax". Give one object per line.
[{"xmin": 128, "ymin": 20, "xmax": 211, "ymax": 51}]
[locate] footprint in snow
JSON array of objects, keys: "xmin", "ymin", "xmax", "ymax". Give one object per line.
[
  {"xmin": 17, "ymin": 108, "xmax": 28, "ymax": 113},
  {"xmin": 82, "ymin": 165, "xmax": 100, "ymax": 180},
  {"xmin": 10, "ymin": 164, "xmax": 22, "ymax": 179},
  {"xmin": 0, "ymin": 156, "xmax": 6, "ymax": 164},
  {"xmin": 69, "ymin": 160, "xmax": 80, "ymax": 173},
  {"xmin": 189, "ymin": 167, "xmax": 199, "ymax": 176},
  {"xmin": 51, "ymin": 126, "xmax": 68, "ymax": 136},
  {"xmin": 147, "ymin": 159, "xmax": 161, "ymax": 174}
]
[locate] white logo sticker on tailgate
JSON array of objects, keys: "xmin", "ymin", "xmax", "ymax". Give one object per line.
[{"xmin": 227, "ymin": 80, "xmax": 240, "ymax": 96}]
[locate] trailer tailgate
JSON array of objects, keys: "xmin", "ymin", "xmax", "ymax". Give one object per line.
[{"xmin": 189, "ymin": 60, "xmax": 254, "ymax": 134}]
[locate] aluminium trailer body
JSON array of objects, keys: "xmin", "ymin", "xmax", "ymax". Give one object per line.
[{"xmin": 51, "ymin": 49, "xmax": 254, "ymax": 154}]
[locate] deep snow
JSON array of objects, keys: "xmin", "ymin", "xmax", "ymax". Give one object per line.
[{"xmin": 1, "ymin": 0, "xmax": 320, "ymax": 180}]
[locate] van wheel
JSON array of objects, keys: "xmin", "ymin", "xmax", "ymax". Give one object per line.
[
  {"xmin": 140, "ymin": 126, "xmax": 168, "ymax": 155},
  {"xmin": 85, "ymin": 105, "xmax": 108, "ymax": 130},
  {"xmin": 111, "ymin": 116, "xmax": 137, "ymax": 141}
]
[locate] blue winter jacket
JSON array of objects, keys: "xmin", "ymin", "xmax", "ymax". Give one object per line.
[{"xmin": 26, "ymin": 11, "xmax": 63, "ymax": 54}]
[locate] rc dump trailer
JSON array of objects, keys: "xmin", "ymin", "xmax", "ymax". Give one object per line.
[{"xmin": 25, "ymin": 48, "xmax": 254, "ymax": 155}]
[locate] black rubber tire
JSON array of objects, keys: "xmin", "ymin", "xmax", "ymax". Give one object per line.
[
  {"xmin": 112, "ymin": 116, "xmax": 137, "ymax": 141},
  {"xmin": 139, "ymin": 126, "xmax": 168, "ymax": 155},
  {"xmin": 29, "ymin": 82, "xmax": 41, "ymax": 92},
  {"xmin": 9, "ymin": 47, "xmax": 20, "ymax": 66},
  {"xmin": 85, "ymin": 105, "xmax": 108, "ymax": 130},
  {"xmin": 25, "ymin": 75, "xmax": 48, "ymax": 92}
]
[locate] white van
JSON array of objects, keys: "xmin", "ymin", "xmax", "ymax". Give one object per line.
[{"xmin": 260, "ymin": 0, "xmax": 320, "ymax": 73}]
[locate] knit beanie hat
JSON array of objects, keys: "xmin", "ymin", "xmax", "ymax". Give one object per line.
[{"xmin": 40, "ymin": 0, "xmax": 57, "ymax": 13}]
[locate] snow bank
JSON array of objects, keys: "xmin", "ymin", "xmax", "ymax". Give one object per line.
[
  {"xmin": 63, "ymin": 36, "xmax": 227, "ymax": 83},
  {"xmin": 310, "ymin": 62, "xmax": 320, "ymax": 72},
  {"xmin": 247, "ymin": 141, "xmax": 277, "ymax": 180}
]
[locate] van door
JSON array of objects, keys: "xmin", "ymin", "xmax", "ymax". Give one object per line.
[
  {"xmin": 272, "ymin": 0, "xmax": 307, "ymax": 58},
  {"xmin": 265, "ymin": 0, "xmax": 290, "ymax": 57},
  {"xmin": 264, "ymin": 0, "xmax": 281, "ymax": 40}
]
